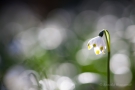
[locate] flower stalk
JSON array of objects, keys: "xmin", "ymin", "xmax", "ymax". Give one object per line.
[
  {"xmin": 87, "ymin": 29, "xmax": 111, "ymax": 90},
  {"xmin": 100, "ymin": 29, "xmax": 111, "ymax": 90}
]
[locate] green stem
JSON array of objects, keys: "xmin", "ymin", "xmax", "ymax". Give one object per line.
[
  {"xmin": 103, "ymin": 30, "xmax": 111, "ymax": 90},
  {"xmin": 107, "ymin": 52, "xmax": 110, "ymax": 90}
]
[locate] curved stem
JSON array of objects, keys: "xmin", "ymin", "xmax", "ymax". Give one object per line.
[
  {"xmin": 29, "ymin": 72, "xmax": 40, "ymax": 90},
  {"xmin": 103, "ymin": 29, "xmax": 111, "ymax": 90}
]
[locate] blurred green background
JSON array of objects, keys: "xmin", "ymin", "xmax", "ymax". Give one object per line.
[{"xmin": 0, "ymin": 0, "xmax": 135, "ymax": 90}]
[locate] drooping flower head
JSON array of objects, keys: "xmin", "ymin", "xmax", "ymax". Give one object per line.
[{"xmin": 87, "ymin": 31, "xmax": 106, "ymax": 55}]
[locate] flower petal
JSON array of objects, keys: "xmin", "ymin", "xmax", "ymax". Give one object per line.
[
  {"xmin": 94, "ymin": 47, "xmax": 101, "ymax": 55},
  {"xmin": 96, "ymin": 36, "xmax": 106, "ymax": 54},
  {"xmin": 87, "ymin": 43, "xmax": 93, "ymax": 50},
  {"xmin": 96, "ymin": 36, "xmax": 103, "ymax": 46},
  {"xmin": 101, "ymin": 38, "xmax": 106, "ymax": 49},
  {"xmin": 87, "ymin": 36, "xmax": 106, "ymax": 55}
]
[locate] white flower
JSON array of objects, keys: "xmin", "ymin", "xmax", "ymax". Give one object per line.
[{"xmin": 87, "ymin": 36, "xmax": 106, "ymax": 55}]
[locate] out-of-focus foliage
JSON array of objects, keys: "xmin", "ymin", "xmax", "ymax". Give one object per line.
[{"xmin": 0, "ymin": 0, "xmax": 135, "ymax": 90}]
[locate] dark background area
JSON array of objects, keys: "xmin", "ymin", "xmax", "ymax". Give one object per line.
[{"xmin": 0, "ymin": 0, "xmax": 133, "ymax": 17}]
